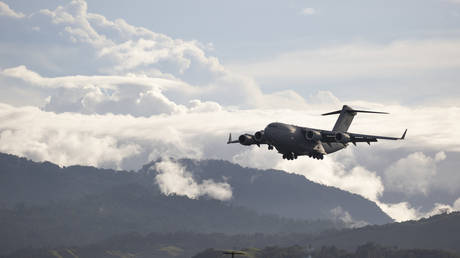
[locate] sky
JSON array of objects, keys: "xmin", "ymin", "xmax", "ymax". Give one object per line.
[{"xmin": 1, "ymin": 0, "xmax": 460, "ymax": 223}]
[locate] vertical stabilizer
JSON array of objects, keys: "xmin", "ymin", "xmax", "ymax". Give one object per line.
[
  {"xmin": 322, "ymin": 105, "xmax": 388, "ymax": 132},
  {"xmin": 332, "ymin": 105, "xmax": 355, "ymax": 132}
]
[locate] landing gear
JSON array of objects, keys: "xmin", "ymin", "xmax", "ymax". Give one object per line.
[
  {"xmin": 268, "ymin": 145, "xmax": 274, "ymax": 150},
  {"xmin": 282, "ymin": 152, "xmax": 298, "ymax": 160},
  {"xmin": 309, "ymin": 153, "xmax": 323, "ymax": 160}
]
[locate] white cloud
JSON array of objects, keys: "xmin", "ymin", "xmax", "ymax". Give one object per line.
[
  {"xmin": 416, "ymin": 197, "xmax": 460, "ymax": 219},
  {"xmin": 377, "ymin": 201, "xmax": 420, "ymax": 222},
  {"xmin": 0, "ymin": 0, "xmax": 310, "ymax": 110},
  {"xmin": 154, "ymin": 158, "xmax": 232, "ymax": 201},
  {"xmin": 0, "ymin": 2, "xmax": 25, "ymax": 19},
  {"xmin": 330, "ymin": 206, "xmax": 368, "ymax": 228},
  {"xmin": 1, "ymin": 65, "xmax": 192, "ymax": 116},
  {"xmin": 384, "ymin": 152, "xmax": 446, "ymax": 196},
  {"xmin": 300, "ymin": 8, "xmax": 316, "ymax": 16},
  {"xmin": 228, "ymin": 39, "xmax": 460, "ymax": 82},
  {"xmin": 454, "ymin": 197, "xmax": 460, "ymax": 210}
]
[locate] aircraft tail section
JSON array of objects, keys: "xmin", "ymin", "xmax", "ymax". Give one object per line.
[{"xmin": 322, "ymin": 105, "xmax": 388, "ymax": 132}]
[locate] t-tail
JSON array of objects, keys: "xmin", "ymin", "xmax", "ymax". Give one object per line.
[{"xmin": 322, "ymin": 105, "xmax": 389, "ymax": 132}]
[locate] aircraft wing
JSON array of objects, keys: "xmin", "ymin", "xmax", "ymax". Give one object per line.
[
  {"xmin": 347, "ymin": 129, "xmax": 407, "ymax": 144},
  {"xmin": 319, "ymin": 129, "xmax": 406, "ymax": 144}
]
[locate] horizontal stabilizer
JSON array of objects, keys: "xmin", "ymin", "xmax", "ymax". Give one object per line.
[
  {"xmin": 322, "ymin": 105, "xmax": 389, "ymax": 132},
  {"xmin": 322, "ymin": 108, "xmax": 389, "ymax": 116}
]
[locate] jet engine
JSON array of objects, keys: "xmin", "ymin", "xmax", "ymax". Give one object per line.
[
  {"xmin": 254, "ymin": 130, "xmax": 265, "ymax": 143},
  {"xmin": 238, "ymin": 134, "xmax": 256, "ymax": 145},
  {"xmin": 305, "ymin": 130, "xmax": 322, "ymax": 141},
  {"xmin": 335, "ymin": 132, "xmax": 351, "ymax": 144}
]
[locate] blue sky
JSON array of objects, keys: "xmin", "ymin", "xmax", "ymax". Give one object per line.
[{"xmin": 1, "ymin": 0, "xmax": 460, "ymax": 222}]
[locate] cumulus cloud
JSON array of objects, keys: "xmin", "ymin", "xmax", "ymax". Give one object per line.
[
  {"xmin": 0, "ymin": 0, "xmax": 310, "ymax": 110},
  {"xmin": 0, "ymin": 2, "xmax": 25, "ymax": 19},
  {"xmin": 154, "ymin": 159, "xmax": 232, "ymax": 201},
  {"xmin": 384, "ymin": 152, "xmax": 446, "ymax": 196},
  {"xmin": 1, "ymin": 65, "xmax": 194, "ymax": 116}
]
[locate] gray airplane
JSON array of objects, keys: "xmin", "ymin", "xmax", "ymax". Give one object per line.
[{"xmin": 227, "ymin": 105, "xmax": 406, "ymax": 160}]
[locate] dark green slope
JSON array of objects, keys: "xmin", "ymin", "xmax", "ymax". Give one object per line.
[
  {"xmin": 311, "ymin": 211, "xmax": 460, "ymax": 251},
  {"xmin": 0, "ymin": 182, "xmax": 337, "ymax": 255},
  {"xmin": 0, "ymin": 153, "xmax": 391, "ymax": 224},
  {"xmin": 7, "ymin": 212, "xmax": 460, "ymax": 258}
]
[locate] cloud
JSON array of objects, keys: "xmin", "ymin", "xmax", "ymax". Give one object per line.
[
  {"xmin": 384, "ymin": 152, "xmax": 446, "ymax": 196},
  {"xmin": 300, "ymin": 8, "xmax": 316, "ymax": 16},
  {"xmin": 0, "ymin": 2, "xmax": 25, "ymax": 19},
  {"xmin": 0, "ymin": 0, "xmax": 310, "ymax": 110},
  {"xmin": 330, "ymin": 206, "xmax": 368, "ymax": 228},
  {"xmin": 454, "ymin": 197, "xmax": 460, "ymax": 210},
  {"xmin": 228, "ymin": 39, "xmax": 460, "ymax": 84},
  {"xmin": 377, "ymin": 202, "xmax": 420, "ymax": 222},
  {"xmin": 418, "ymin": 197, "xmax": 460, "ymax": 218},
  {"xmin": 154, "ymin": 158, "xmax": 232, "ymax": 201},
  {"xmin": 1, "ymin": 65, "xmax": 193, "ymax": 116}
]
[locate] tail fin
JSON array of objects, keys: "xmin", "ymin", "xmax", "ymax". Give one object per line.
[{"xmin": 322, "ymin": 105, "xmax": 389, "ymax": 132}]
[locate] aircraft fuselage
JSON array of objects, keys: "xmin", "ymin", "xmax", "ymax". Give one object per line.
[{"xmin": 264, "ymin": 122, "xmax": 345, "ymax": 159}]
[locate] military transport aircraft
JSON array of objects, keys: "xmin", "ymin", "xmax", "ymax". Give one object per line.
[{"xmin": 227, "ymin": 105, "xmax": 406, "ymax": 160}]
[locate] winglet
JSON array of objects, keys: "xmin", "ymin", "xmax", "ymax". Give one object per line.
[
  {"xmin": 227, "ymin": 133, "xmax": 239, "ymax": 144},
  {"xmin": 401, "ymin": 129, "xmax": 407, "ymax": 140}
]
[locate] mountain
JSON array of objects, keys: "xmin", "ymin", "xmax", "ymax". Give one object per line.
[
  {"xmin": 1, "ymin": 149, "xmax": 458, "ymax": 257},
  {"xmin": 0, "ymin": 152, "xmax": 391, "ymax": 255},
  {"xmin": 6, "ymin": 212, "xmax": 460, "ymax": 258},
  {"xmin": 310, "ymin": 211, "xmax": 460, "ymax": 251},
  {"xmin": 0, "ymin": 183, "xmax": 335, "ymax": 255},
  {"xmin": 0, "ymin": 153, "xmax": 391, "ymax": 225},
  {"xmin": 193, "ymin": 244, "xmax": 460, "ymax": 258}
]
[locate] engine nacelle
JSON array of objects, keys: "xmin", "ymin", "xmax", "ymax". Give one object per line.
[
  {"xmin": 305, "ymin": 130, "xmax": 322, "ymax": 141},
  {"xmin": 239, "ymin": 134, "xmax": 256, "ymax": 146},
  {"xmin": 254, "ymin": 130, "xmax": 265, "ymax": 142},
  {"xmin": 335, "ymin": 132, "xmax": 351, "ymax": 143}
]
